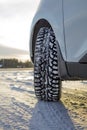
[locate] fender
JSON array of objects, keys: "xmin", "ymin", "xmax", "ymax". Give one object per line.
[{"xmin": 29, "ymin": 0, "xmax": 67, "ymax": 62}]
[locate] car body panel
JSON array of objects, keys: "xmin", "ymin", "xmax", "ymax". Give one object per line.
[
  {"xmin": 63, "ymin": 0, "xmax": 87, "ymax": 62},
  {"xmin": 29, "ymin": 0, "xmax": 67, "ymax": 61},
  {"xmin": 29, "ymin": 0, "xmax": 87, "ymax": 79}
]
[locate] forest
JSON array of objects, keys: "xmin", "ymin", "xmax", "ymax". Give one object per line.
[{"xmin": 0, "ymin": 59, "xmax": 33, "ymax": 68}]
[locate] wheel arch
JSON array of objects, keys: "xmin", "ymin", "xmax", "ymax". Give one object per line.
[{"xmin": 30, "ymin": 18, "xmax": 68, "ymax": 79}]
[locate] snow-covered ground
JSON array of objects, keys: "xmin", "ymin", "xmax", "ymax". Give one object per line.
[{"xmin": 0, "ymin": 69, "xmax": 87, "ymax": 130}]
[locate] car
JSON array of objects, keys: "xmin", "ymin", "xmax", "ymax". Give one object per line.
[{"xmin": 29, "ymin": 0, "xmax": 87, "ymax": 101}]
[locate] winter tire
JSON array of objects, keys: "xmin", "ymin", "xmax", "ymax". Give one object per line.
[{"xmin": 34, "ymin": 27, "xmax": 61, "ymax": 101}]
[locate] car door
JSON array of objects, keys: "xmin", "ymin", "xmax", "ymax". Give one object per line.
[{"xmin": 63, "ymin": 0, "xmax": 87, "ymax": 63}]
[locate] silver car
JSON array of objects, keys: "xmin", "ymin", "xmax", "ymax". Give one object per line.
[{"xmin": 29, "ymin": 0, "xmax": 87, "ymax": 101}]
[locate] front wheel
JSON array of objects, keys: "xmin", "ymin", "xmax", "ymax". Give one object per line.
[{"xmin": 34, "ymin": 27, "xmax": 61, "ymax": 101}]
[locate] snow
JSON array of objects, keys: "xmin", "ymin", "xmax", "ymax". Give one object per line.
[{"xmin": 0, "ymin": 69, "xmax": 87, "ymax": 130}]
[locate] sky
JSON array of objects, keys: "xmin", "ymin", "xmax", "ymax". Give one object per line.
[{"xmin": 0, "ymin": 0, "xmax": 40, "ymax": 60}]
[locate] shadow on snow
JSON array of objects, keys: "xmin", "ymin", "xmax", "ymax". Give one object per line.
[
  {"xmin": 0, "ymin": 98, "xmax": 76, "ymax": 130},
  {"xmin": 29, "ymin": 101, "xmax": 76, "ymax": 130}
]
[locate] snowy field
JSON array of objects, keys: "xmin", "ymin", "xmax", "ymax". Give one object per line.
[{"xmin": 0, "ymin": 69, "xmax": 87, "ymax": 130}]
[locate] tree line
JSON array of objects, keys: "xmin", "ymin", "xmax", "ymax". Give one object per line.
[{"xmin": 0, "ymin": 59, "xmax": 33, "ymax": 68}]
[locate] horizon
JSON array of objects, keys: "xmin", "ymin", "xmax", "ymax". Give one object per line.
[{"xmin": 0, "ymin": 44, "xmax": 30, "ymax": 61}]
